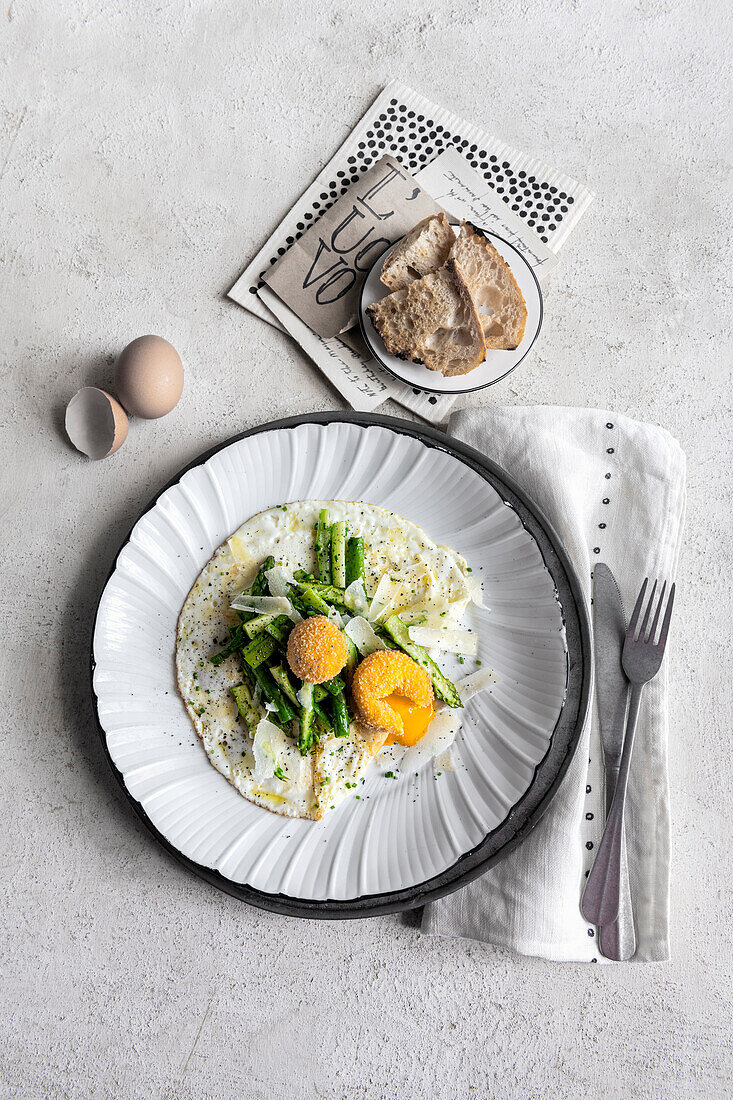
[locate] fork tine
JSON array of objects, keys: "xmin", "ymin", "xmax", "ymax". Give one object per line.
[
  {"xmin": 656, "ymin": 583, "xmax": 676, "ymax": 650},
  {"xmin": 648, "ymin": 580, "xmax": 667, "ymax": 644},
  {"xmin": 638, "ymin": 579, "xmax": 657, "ymax": 642},
  {"xmin": 627, "ymin": 578, "xmax": 648, "ymax": 641}
]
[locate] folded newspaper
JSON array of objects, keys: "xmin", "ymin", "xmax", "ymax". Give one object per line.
[
  {"xmin": 264, "ymin": 155, "xmax": 441, "ymax": 339},
  {"xmin": 229, "ymin": 80, "xmax": 594, "ymax": 424}
]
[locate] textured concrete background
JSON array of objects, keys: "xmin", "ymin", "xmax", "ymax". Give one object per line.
[{"xmin": 1, "ymin": 1, "xmax": 731, "ymax": 1097}]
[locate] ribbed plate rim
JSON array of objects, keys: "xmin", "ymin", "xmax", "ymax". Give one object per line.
[{"xmin": 90, "ymin": 412, "xmax": 591, "ymax": 919}]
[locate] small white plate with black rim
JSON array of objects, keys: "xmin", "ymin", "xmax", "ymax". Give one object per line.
[
  {"xmin": 91, "ymin": 412, "xmax": 590, "ymax": 918},
  {"xmin": 359, "ymin": 230, "xmax": 543, "ymax": 394}
]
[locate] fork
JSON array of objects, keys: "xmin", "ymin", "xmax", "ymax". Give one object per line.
[{"xmin": 581, "ymin": 577, "xmax": 676, "ymax": 930}]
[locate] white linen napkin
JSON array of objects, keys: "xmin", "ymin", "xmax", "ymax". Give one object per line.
[{"xmin": 421, "ymin": 406, "xmax": 686, "ymax": 962}]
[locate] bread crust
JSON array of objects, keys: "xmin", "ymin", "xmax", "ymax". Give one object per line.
[
  {"xmin": 380, "ymin": 212, "xmax": 455, "ymax": 291},
  {"xmin": 433, "ymin": 259, "xmax": 486, "ymax": 375},
  {"xmin": 367, "ymin": 258, "xmax": 486, "ymax": 376},
  {"xmin": 450, "ymin": 222, "xmax": 528, "ymax": 350}
]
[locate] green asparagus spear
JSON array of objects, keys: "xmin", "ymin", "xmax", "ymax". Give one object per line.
[
  {"xmin": 248, "ymin": 665, "xmax": 295, "ymax": 725},
  {"xmin": 290, "ymin": 587, "xmax": 349, "ymax": 618},
  {"xmin": 331, "ymin": 690, "xmax": 350, "ymax": 738},
  {"xmin": 297, "ymin": 581, "xmax": 371, "ymax": 618},
  {"xmin": 211, "ymin": 605, "xmax": 293, "ymax": 662},
  {"xmin": 343, "ymin": 634, "xmax": 358, "ymax": 679},
  {"xmin": 294, "ymin": 568, "xmax": 316, "ymax": 583},
  {"xmin": 314, "ymin": 701, "xmax": 332, "ymax": 734},
  {"xmin": 300, "ymin": 582, "xmax": 350, "ymax": 608},
  {"xmin": 330, "ymin": 521, "xmax": 347, "ymax": 587},
  {"xmin": 231, "ymin": 682, "xmax": 261, "ymax": 734},
  {"xmin": 265, "ymin": 615, "xmax": 293, "ymax": 644},
  {"xmin": 269, "ymin": 664, "xmax": 300, "ymax": 708},
  {"xmin": 210, "ymin": 625, "xmax": 247, "ymax": 665},
  {"xmin": 235, "ymin": 555, "xmax": 276, "ymax": 623},
  {"xmin": 298, "ymin": 682, "xmax": 315, "ymax": 755},
  {"xmin": 241, "ymin": 631, "xmax": 278, "ymax": 669},
  {"xmin": 320, "ymin": 675, "xmax": 346, "ymax": 696},
  {"xmin": 382, "ymin": 614, "xmax": 462, "ymax": 707},
  {"xmin": 243, "ymin": 612, "xmax": 277, "ymax": 638},
  {"xmin": 254, "ymin": 556, "xmax": 276, "ymax": 592},
  {"xmin": 316, "ymin": 509, "xmax": 332, "ymax": 583},
  {"xmin": 313, "ymin": 685, "xmax": 328, "ymax": 702},
  {"xmin": 295, "ymin": 584, "xmax": 332, "ymax": 617},
  {"xmin": 345, "ymin": 536, "xmax": 365, "ymax": 586},
  {"xmin": 314, "ymin": 710, "xmax": 331, "ymax": 738},
  {"xmin": 289, "ymin": 593, "xmax": 315, "ymax": 619}
]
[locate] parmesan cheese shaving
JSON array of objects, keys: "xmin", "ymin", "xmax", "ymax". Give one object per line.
[
  {"xmin": 265, "ymin": 564, "xmax": 296, "ymax": 597},
  {"xmin": 401, "ymin": 707, "xmax": 462, "ymax": 771},
  {"xmin": 457, "ymin": 667, "xmax": 497, "ymax": 701},
  {"xmin": 344, "ymin": 616, "xmax": 387, "ymax": 656},
  {"xmin": 326, "ymin": 604, "xmax": 344, "ymax": 629},
  {"xmin": 368, "ymin": 573, "xmax": 396, "ymax": 622},
  {"xmin": 230, "ymin": 593, "xmax": 302, "ymax": 623},
  {"xmin": 252, "ymin": 717, "xmax": 310, "ymax": 790},
  {"xmin": 344, "ymin": 578, "xmax": 369, "ymax": 616},
  {"xmin": 296, "ymin": 684, "xmax": 312, "ymax": 708},
  {"xmin": 400, "ymin": 668, "xmax": 496, "ymax": 770},
  {"xmin": 227, "ymin": 533, "xmax": 256, "ymax": 565},
  {"xmin": 408, "ymin": 625, "xmax": 478, "ymax": 655},
  {"xmin": 466, "ymin": 573, "xmax": 486, "ymax": 608},
  {"xmin": 375, "ymin": 566, "xmax": 433, "ymax": 619}
]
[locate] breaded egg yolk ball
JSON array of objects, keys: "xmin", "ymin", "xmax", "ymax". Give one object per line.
[
  {"xmin": 351, "ymin": 650, "xmax": 434, "ymax": 748},
  {"xmin": 286, "ymin": 615, "xmax": 349, "ymax": 684}
]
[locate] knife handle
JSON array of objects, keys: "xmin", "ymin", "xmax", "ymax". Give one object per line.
[
  {"xmin": 599, "ymin": 834, "xmax": 637, "ymax": 959},
  {"xmin": 582, "ymin": 685, "xmax": 643, "ymax": 927},
  {"xmin": 599, "ymin": 760, "xmax": 637, "ymax": 960},
  {"xmin": 605, "ymin": 763, "xmax": 619, "ymax": 817}
]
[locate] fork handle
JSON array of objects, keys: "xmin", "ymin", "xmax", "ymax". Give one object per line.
[{"xmin": 581, "ymin": 685, "xmax": 643, "ymax": 927}]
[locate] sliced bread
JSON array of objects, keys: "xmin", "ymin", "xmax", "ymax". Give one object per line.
[
  {"xmin": 449, "ymin": 222, "xmax": 528, "ymax": 349},
  {"xmin": 367, "ymin": 258, "xmax": 486, "ymax": 376},
  {"xmin": 380, "ymin": 212, "xmax": 455, "ymax": 291}
]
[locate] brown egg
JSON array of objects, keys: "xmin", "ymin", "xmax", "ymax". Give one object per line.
[
  {"xmin": 115, "ymin": 335, "xmax": 184, "ymax": 418},
  {"xmin": 65, "ymin": 387, "xmax": 129, "ymax": 460}
]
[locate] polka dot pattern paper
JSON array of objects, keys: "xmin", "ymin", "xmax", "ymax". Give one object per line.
[{"xmin": 229, "ymin": 80, "xmax": 593, "ymax": 423}]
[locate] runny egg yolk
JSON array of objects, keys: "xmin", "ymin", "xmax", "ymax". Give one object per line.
[
  {"xmin": 351, "ymin": 651, "xmax": 435, "ymax": 754},
  {"xmin": 383, "ymin": 694, "xmax": 435, "ymax": 746}
]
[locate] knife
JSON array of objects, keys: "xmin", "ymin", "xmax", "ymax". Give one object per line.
[{"xmin": 592, "ymin": 563, "xmax": 636, "ymax": 960}]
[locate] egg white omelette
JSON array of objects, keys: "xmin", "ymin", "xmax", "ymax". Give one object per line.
[{"xmin": 175, "ymin": 500, "xmax": 489, "ymax": 820}]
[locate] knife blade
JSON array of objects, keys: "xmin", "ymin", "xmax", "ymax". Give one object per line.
[
  {"xmin": 592, "ymin": 563, "xmax": 636, "ymax": 960},
  {"xmin": 593, "ymin": 564, "xmax": 629, "ymax": 809}
]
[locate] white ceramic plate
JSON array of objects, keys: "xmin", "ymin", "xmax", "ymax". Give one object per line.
[
  {"xmin": 92, "ymin": 415, "xmax": 589, "ymax": 917},
  {"xmin": 359, "ymin": 231, "xmax": 543, "ymax": 394}
]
